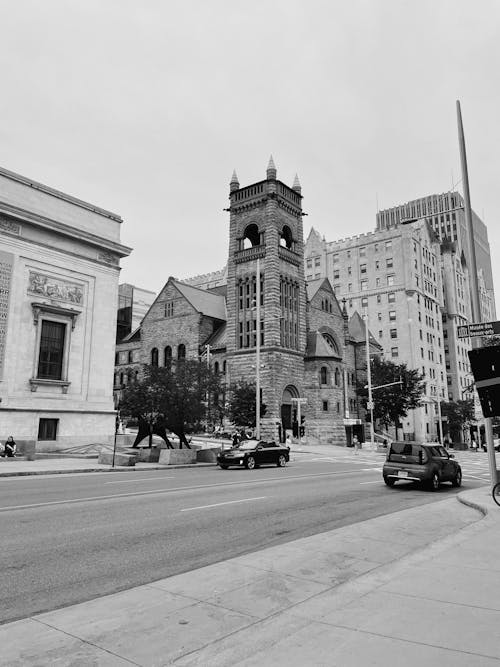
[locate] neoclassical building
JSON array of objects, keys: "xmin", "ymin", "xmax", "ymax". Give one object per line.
[
  {"xmin": 0, "ymin": 166, "xmax": 131, "ymax": 452},
  {"xmin": 116, "ymin": 159, "xmax": 379, "ymax": 445}
]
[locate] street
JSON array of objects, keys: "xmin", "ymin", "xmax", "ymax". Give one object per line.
[{"xmin": 1, "ymin": 449, "xmax": 489, "ymax": 625}]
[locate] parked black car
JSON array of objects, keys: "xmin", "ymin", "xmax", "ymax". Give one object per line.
[
  {"xmin": 217, "ymin": 439, "xmax": 290, "ymax": 470},
  {"xmin": 383, "ymin": 441, "xmax": 462, "ymax": 491}
]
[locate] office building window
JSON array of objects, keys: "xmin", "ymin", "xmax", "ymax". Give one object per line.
[
  {"xmin": 360, "ymin": 280, "xmax": 368, "ymax": 291},
  {"xmin": 359, "ymin": 247, "xmax": 366, "ymax": 257},
  {"xmin": 377, "ymin": 294, "xmax": 381, "ymax": 303},
  {"xmin": 361, "ymin": 297, "xmax": 368, "ymax": 307},
  {"xmin": 386, "ymin": 258, "xmax": 393, "ymax": 268},
  {"xmin": 391, "ymin": 347, "xmax": 399, "ymax": 358},
  {"xmin": 388, "ymin": 292, "xmax": 395, "ymax": 303},
  {"xmin": 386, "ymin": 240, "xmax": 392, "ymax": 250},
  {"xmin": 389, "ymin": 310, "xmax": 396, "ymax": 321},
  {"xmin": 390, "ymin": 329, "xmax": 397, "ymax": 338},
  {"xmin": 360, "ymin": 264, "xmax": 367, "ymax": 274},
  {"xmin": 387, "ymin": 274, "xmax": 395, "ymax": 286}
]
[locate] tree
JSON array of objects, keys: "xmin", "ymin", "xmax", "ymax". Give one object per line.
[
  {"xmin": 119, "ymin": 362, "xmax": 223, "ymax": 447},
  {"xmin": 357, "ymin": 357, "xmax": 425, "ymax": 435},
  {"xmin": 441, "ymin": 399, "xmax": 476, "ymax": 443},
  {"xmin": 227, "ymin": 380, "xmax": 267, "ymax": 429}
]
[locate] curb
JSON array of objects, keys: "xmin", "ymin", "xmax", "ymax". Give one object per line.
[
  {"xmin": 456, "ymin": 489, "xmax": 489, "ymax": 517},
  {"xmin": 0, "ymin": 462, "xmax": 217, "ymax": 477}
]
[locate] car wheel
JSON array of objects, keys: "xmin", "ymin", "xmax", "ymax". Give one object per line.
[
  {"xmin": 246, "ymin": 456, "xmax": 256, "ymax": 470},
  {"xmin": 277, "ymin": 454, "xmax": 287, "ymax": 467},
  {"xmin": 219, "ymin": 464, "xmax": 228, "ymax": 470},
  {"xmin": 383, "ymin": 476, "xmax": 395, "ymax": 487},
  {"xmin": 430, "ymin": 472, "xmax": 440, "ymax": 491},
  {"xmin": 452, "ymin": 468, "xmax": 462, "ymax": 487}
]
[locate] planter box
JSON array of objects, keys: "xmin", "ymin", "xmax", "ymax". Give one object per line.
[
  {"xmin": 158, "ymin": 449, "xmax": 197, "ymax": 465},
  {"xmin": 98, "ymin": 451, "xmax": 137, "ymax": 466},
  {"xmin": 196, "ymin": 448, "xmax": 219, "ymax": 463}
]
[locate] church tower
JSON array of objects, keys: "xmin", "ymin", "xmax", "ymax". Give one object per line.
[{"xmin": 226, "ymin": 158, "xmax": 307, "ymax": 440}]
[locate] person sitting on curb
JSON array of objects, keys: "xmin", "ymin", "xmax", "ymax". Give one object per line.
[{"xmin": 4, "ymin": 436, "xmax": 16, "ymax": 457}]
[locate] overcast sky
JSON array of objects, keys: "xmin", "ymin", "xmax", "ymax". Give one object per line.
[{"xmin": 1, "ymin": 0, "xmax": 499, "ymax": 311}]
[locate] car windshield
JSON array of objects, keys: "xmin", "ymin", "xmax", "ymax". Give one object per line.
[{"xmin": 237, "ymin": 441, "xmax": 259, "ymax": 451}]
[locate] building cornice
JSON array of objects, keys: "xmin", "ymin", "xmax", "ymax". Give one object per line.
[
  {"xmin": 0, "ymin": 202, "xmax": 132, "ymax": 258},
  {"xmin": 0, "ymin": 165, "xmax": 122, "ymax": 221}
]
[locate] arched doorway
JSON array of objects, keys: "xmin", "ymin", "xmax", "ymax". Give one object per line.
[{"xmin": 281, "ymin": 385, "xmax": 299, "ymax": 442}]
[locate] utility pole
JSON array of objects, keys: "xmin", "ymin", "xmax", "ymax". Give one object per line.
[
  {"xmin": 255, "ymin": 258, "xmax": 261, "ymax": 440},
  {"xmin": 364, "ymin": 309, "xmax": 375, "ymax": 448},
  {"xmin": 457, "ymin": 100, "xmax": 497, "ymax": 487}
]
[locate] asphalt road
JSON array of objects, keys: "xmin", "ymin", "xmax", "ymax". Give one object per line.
[{"xmin": 0, "ymin": 453, "xmax": 486, "ymax": 624}]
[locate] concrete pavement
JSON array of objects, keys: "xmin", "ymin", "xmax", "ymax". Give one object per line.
[{"xmin": 1, "ymin": 474, "xmax": 500, "ymax": 664}]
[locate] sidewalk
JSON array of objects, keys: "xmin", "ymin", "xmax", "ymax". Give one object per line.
[
  {"xmin": 1, "ymin": 486, "xmax": 499, "ymax": 665},
  {"xmin": 0, "ymin": 443, "xmax": 386, "ymax": 477}
]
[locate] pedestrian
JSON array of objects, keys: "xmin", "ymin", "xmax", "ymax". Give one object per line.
[
  {"xmin": 286, "ymin": 434, "xmax": 292, "ymax": 448},
  {"xmin": 471, "ymin": 436, "xmax": 478, "ymax": 452},
  {"xmin": 4, "ymin": 436, "xmax": 16, "ymax": 457},
  {"xmin": 353, "ymin": 435, "xmax": 360, "ymax": 454},
  {"xmin": 481, "ymin": 438, "xmax": 487, "ymax": 453},
  {"xmin": 232, "ymin": 432, "xmax": 240, "ymax": 448}
]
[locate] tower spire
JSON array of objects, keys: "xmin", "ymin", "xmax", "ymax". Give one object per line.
[
  {"xmin": 292, "ymin": 173, "xmax": 301, "ymax": 194},
  {"xmin": 230, "ymin": 169, "xmax": 239, "ymax": 192},
  {"xmin": 266, "ymin": 155, "xmax": 277, "ymax": 180}
]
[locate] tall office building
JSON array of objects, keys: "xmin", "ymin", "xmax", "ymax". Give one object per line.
[
  {"xmin": 305, "ymin": 218, "xmax": 467, "ymax": 442},
  {"xmin": 376, "ymin": 192, "xmax": 496, "ymax": 320}
]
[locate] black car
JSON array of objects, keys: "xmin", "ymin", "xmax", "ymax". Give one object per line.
[
  {"xmin": 383, "ymin": 441, "xmax": 462, "ymax": 491},
  {"xmin": 217, "ymin": 439, "xmax": 290, "ymax": 470}
]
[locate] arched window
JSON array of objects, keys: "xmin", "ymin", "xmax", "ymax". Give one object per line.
[
  {"xmin": 280, "ymin": 225, "xmax": 293, "ymax": 249},
  {"xmin": 119, "ymin": 372, "xmax": 124, "ymax": 386},
  {"xmin": 214, "ymin": 361, "xmax": 219, "ymax": 374},
  {"xmin": 135, "ymin": 370, "xmax": 139, "ymax": 382},
  {"xmin": 242, "ymin": 223, "xmax": 260, "ymax": 249},
  {"xmin": 128, "ymin": 350, "xmax": 133, "ymax": 364},
  {"xmin": 164, "ymin": 345, "xmax": 172, "ymax": 366},
  {"xmin": 320, "ymin": 367, "xmax": 328, "ymax": 385},
  {"xmin": 151, "ymin": 348, "xmax": 159, "ymax": 366},
  {"xmin": 223, "ymin": 360, "xmax": 227, "ymax": 374},
  {"xmin": 334, "ymin": 368, "xmax": 340, "ymax": 386},
  {"xmin": 322, "ymin": 333, "xmax": 339, "ymax": 356},
  {"xmin": 177, "ymin": 344, "xmax": 186, "ymax": 360}
]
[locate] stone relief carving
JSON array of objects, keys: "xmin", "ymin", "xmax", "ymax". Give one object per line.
[
  {"xmin": 28, "ymin": 271, "xmax": 84, "ymax": 305},
  {"xmin": 0, "ymin": 217, "xmax": 21, "ymax": 235}
]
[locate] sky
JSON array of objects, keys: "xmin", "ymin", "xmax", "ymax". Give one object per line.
[{"xmin": 1, "ymin": 0, "xmax": 499, "ymax": 311}]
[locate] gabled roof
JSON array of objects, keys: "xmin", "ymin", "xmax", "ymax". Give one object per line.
[
  {"xmin": 121, "ymin": 326, "xmax": 141, "ymax": 343},
  {"xmin": 348, "ymin": 311, "xmax": 381, "ymax": 348},
  {"xmin": 202, "ymin": 322, "xmax": 226, "ymax": 351},
  {"xmin": 173, "ymin": 280, "xmax": 226, "ymax": 320},
  {"xmin": 305, "ymin": 331, "xmax": 342, "ymax": 359},
  {"xmin": 306, "ymin": 278, "xmax": 331, "ymax": 301}
]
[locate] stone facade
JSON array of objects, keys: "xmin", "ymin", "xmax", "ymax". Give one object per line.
[
  {"xmin": 0, "ymin": 166, "xmax": 131, "ymax": 451},
  {"xmin": 116, "ymin": 160, "xmax": 380, "ymax": 445}
]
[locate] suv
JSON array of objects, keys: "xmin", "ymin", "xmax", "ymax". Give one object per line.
[{"xmin": 383, "ymin": 441, "xmax": 462, "ymax": 491}]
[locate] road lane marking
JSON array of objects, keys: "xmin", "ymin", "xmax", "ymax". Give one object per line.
[
  {"xmin": 105, "ymin": 476, "xmax": 175, "ymax": 484},
  {"xmin": 181, "ymin": 497, "xmax": 267, "ymax": 512},
  {"xmin": 359, "ymin": 480, "xmax": 382, "ymax": 485},
  {"xmin": 0, "ymin": 469, "xmax": 378, "ymax": 512}
]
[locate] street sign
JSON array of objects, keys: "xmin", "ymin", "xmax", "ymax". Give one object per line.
[
  {"xmin": 457, "ymin": 321, "xmax": 500, "ymax": 339},
  {"xmin": 366, "ymin": 401, "xmax": 374, "ymax": 410}
]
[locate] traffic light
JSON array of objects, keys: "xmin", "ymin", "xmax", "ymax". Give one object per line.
[{"xmin": 468, "ymin": 345, "xmax": 500, "ymax": 418}]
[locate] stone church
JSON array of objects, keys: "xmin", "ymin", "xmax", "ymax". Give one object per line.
[{"xmin": 115, "ymin": 159, "xmax": 379, "ymax": 445}]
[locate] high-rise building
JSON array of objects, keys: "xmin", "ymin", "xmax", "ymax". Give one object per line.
[
  {"xmin": 306, "ymin": 190, "xmax": 497, "ymax": 443},
  {"xmin": 376, "ymin": 192, "xmax": 496, "ymax": 320}
]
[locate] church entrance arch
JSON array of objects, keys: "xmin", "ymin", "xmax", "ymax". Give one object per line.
[{"xmin": 280, "ymin": 385, "xmax": 299, "ymax": 441}]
